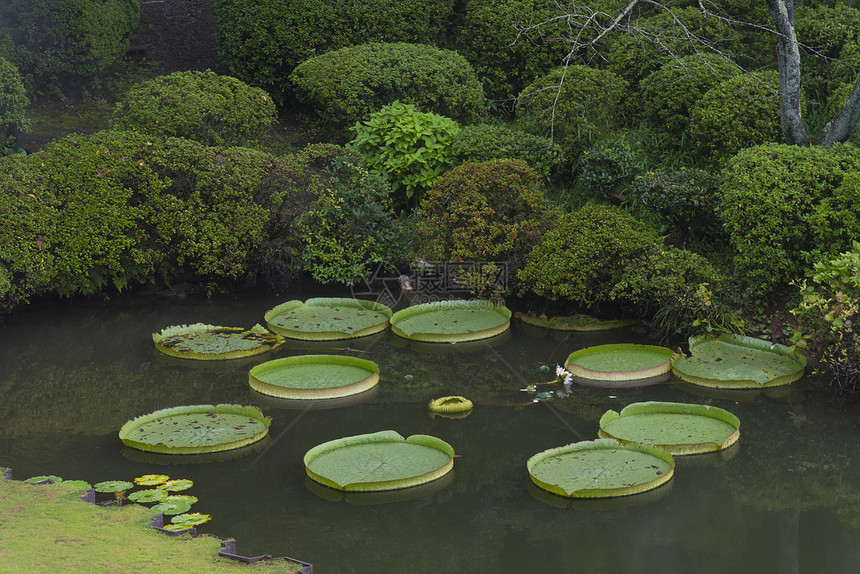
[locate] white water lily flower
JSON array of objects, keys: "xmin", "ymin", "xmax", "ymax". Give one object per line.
[{"xmin": 555, "ymin": 365, "xmax": 567, "ymax": 377}]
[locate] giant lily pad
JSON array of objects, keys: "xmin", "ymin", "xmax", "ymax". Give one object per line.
[
  {"xmin": 153, "ymin": 323, "xmax": 284, "ymax": 360},
  {"xmin": 248, "ymin": 354, "xmax": 380, "ymax": 399},
  {"xmin": 598, "ymin": 401, "xmax": 740, "ymax": 455},
  {"xmin": 565, "ymin": 344, "xmax": 676, "ymax": 386},
  {"xmin": 527, "ymin": 438, "xmax": 674, "ymax": 498},
  {"xmin": 265, "ymin": 298, "xmax": 392, "ymax": 340},
  {"xmin": 119, "ymin": 404, "xmax": 271, "ymax": 455},
  {"xmin": 515, "ymin": 312, "xmax": 636, "ymax": 331},
  {"xmin": 672, "ymin": 334, "xmax": 807, "ymax": 389},
  {"xmin": 390, "ymin": 299, "xmax": 511, "ymax": 342},
  {"xmin": 304, "ymin": 430, "xmax": 455, "ymax": 492}
]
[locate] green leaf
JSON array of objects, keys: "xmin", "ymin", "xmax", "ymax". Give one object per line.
[
  {"xmin": 264, "ymin": 298, "xmax": 392, "ymax": 340},
  {"xmin": 152, "ymin": 324, "xmax": 284, "ymax": 360},
  {"xmin": 390, "ymin": 299, "xmax": 511, "ymax": 342},
  {"xmin": 170, "ymin": 512, "xmax": 211, "ymax": 527},
  {"xmin": 93, "ymin": 480, "xmax": 134, "ymax": 493},
  {"xmin": 564, "ymin": 344, "xmax": 677, "ymax": 382},
  {"xmin": 128, "ymin": 489, "xmax": 167, "ymax": 503},
  {"xmin": 24, "ymin": 475, "xmax": 63, "ymax": 484},
  {"xmin": 151, "ymin": 499, "xmax": 192, "ymax": 515},
  {"xmin": 249, "ymin": 354, "xmax": 380, "ymax": 399},
  {"xmin": 304, "ymin": 430, "xmax": 455, "ymax": 491}
]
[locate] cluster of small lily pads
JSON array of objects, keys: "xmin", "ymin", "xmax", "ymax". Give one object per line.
[{"xmin": 93, "ymin": 474, "xmax": 210, "ymax": 532}]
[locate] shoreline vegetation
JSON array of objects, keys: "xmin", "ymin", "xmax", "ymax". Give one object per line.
[{"xmin": 0, "ymin": 473, "xmax": 302, "ymax": 573}]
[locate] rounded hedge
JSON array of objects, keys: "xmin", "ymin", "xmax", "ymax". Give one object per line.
[
  {"xmin": 416, "ymin": 159, "xmax": 558, "ymax": 266},
  {"xmin": 0, "ymin": 0, "xmax": 139, "ymax": 92},
  {"xmin": 688, "ymin": 70, "xmax": 783, "ymax": 164},
  {"xmin": 720, "ymin": 143, "xmax": 860, "ymax": 297},
  {"xmin": 639, "ymin": 53, "xmax": 741, "ymax": 139},
  {"xmin": 516, "ymin": 65, "xmax": 628, "ymax": 161},
  {"xmin": 457, "ymin": 0, "xmax": 571, "ymax": 100},
  {"xmin": 448, "ymin": 124, "xmax": 562, "ymax": 178},
  {"xmin": 214, "ymin": 0, "xmax": 454, "ymax": 106},
  {"xmin": 111, "ymin": 71, "xmax": 278, "ymax": 146},
  {"xmin": 290, "ymin": 42, "xmax": 486, "ymax": 127}
]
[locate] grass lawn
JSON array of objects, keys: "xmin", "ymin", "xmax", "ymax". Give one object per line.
[{"xmin": 0, "ymin": 477, "xmax": 301, "ymax": 573}]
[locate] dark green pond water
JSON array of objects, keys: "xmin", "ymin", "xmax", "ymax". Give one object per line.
[{"xmin": 1, "ymin": 291, "xmax": 859, "ymax": 573}]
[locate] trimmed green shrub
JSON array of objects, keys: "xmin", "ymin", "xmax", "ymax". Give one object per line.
[
  {"xmin": 516, "ymin": 65, "xmax": 628, "ymax": 162},
  {"xmin": 629, "ymin": 167, "xmax": 724, "ymax": 241},
  {"xmin": 290, "ymin": 43, "xmax": 486, "ymax": 127},
  {"xmin": 0, "ymin": 57, "xmax": 28, "ymax": 154},
  {"xmin": 0, "ymin": 131, "xmax": 174, "ymax": 299},
  {"xmin": 347, "ymin": 101, "xmax": 460, "ymax": 206},
  {"xmin": 639, "ymin": 54, "xmax": 741, "ymax": 139},
  {"xmin": 578, "ymin": 136, "xmax": 645, "ymax": 201},
  {"xmin": 517, "ymin": 203, "xmax": 732, "ymax": 333},
  {"xmin": 417, "ymin": 159, "xmax": 558, "ymax": 263},
  {"xmin": 792, "ymin": 242, "xmax": 860, "ymax": 395},
  {"xmin": 213, "ymin": 0, "xmax": 454, "ymax": 106},
  {"xmin": 0, "ymin": 0, "xmax": 139, "ymax": 93},
  {"xmin": 719, "ymin": 143, "xmax": 860, "ymax": 297},
  {"xmin": 796, "ymin": 3, "xmax": 860, "ymax": 97},
  {"xmin": 456, "ymin": 0, "xmax": 572, "ymax": 100},
  {"xmin": 688, "ymin": 70, "xmax": 783, "ymax": 164},
  {"xmin": 448, "ymin": 123, "xmax": 562, "ymax": 178},
  {"xmin": 110, "ymin": 71, "xmax": 277, "ymax": 147},
  {"xmin": 292, "ymin": 148, "xmax": 411, "ymax": 284}
]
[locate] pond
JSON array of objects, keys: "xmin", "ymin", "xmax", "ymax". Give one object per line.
[{"xmin": 1, "ymin": 290, "xmax": 859, "ymax": 573}]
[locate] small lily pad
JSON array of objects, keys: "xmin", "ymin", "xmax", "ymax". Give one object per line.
[
  {"xmin": 565, "ymin": 344, "xmax": 676, "ymax": 386},
  {"xmin": 161, "ymin": 479, "xmax": 193, "ymax": 491},
  {"xmin": 672, "ymin": 334, "xmax": 807, "ymax": 389},
  {"xmin": 390, "ymin": 299, "xmax": 511, "ymax": 342},
  {"xmin": 24, "ymin": 475, "xmax": 63, "ymax": 484},
  {"xmin": 93, "ymin": 480, "xmax": 134, "ymax": 493},
  {"xmin": 598, "ymin": 401, "xmax": 740, "ymax": 455},
  {"xmin": 151, "ymin": 499, "xmax": 192, "ymax": 515},
  {"xmin": 249, "ymin": 354, "xmax": 380, "ymax": 400},
  {"xmin": 119, "ymin": 404, "xmax": 271, "ymax": 455},
  {"xmin": 170, "ymin": 512, "xmax": 211, "ymax": 527},
  {"xmin": 134, "ymin": 474, "xmax": 170, "ymax": 486},
  {"xmin": 428, "ymin": 396, "xmax": 473, "ymax": 414},
  {"xmin": 128, "ymin": 489, "xmax": 167, "ymax": 503},
  {"xmin": 166, "ymin": 494, "xmax": 198, "ymax": 505},
  {"xmin": 153, "ymin": 323, "xmax": 284, "ymax": 360},
  {"xmin": 161, "ymin": 523, "xmax": 194, "ymax": 532},
  {"xmin": 265, "ymin": 298, "xmax": 392, "ymax": 340},
  {"xmin": 305, "ymin": 430, "xmax": 456, "ymax": 492},
  {"xmin": 59, "ymin": 480, "xmax": 93, "ymax": 491},
  {"xmin": 527, "ymin": 438, "xmax": 675, "ymax": 498}
]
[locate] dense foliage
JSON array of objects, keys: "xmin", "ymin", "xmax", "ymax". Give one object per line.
[
  {"xmin": 110, "ymin": 71, "xmax": 277, "ymax": 146},
  {"xmin": 213, "ymin": 0, "xmax": 454, "ymax": 106},
  {"xmin": 792, "ymin": 243, "xmax": 860, "ymax": 396},
  {"xmin": 347, "ymin": 102, "xmax": 459, "ymax": 206},
  {"xmin": 517, "ymin": 203, "xmax": 732, "ymax": 333},
  {"xmin": 688, "ymin": 71, "xmax": 783, "ymax": 163},
  {"xmin": 0, "ymin": 0, "xmax": 139, "ymax": 93},
  {"xmin": 719, "ymin": 143, "xmax": 860, "ymax": 298},
  {"xmin": 516, "ymin": 65, "xmax": 628, "ymax": 163},
  {"xmin": 290, "ymin": 43, "xmax": 486, "ymax": 127},
  {"xmin": 448, "ymin": 124, "xmax": 561, "ymax": 178},
  {"xmin": 0, "ymin": 57, "xmax": 28, "ymax": 154}
]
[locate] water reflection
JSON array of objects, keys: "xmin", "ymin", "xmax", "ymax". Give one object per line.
[{"xmin": 0, "ymin": 292, "xmax": 859, "ymax": 573}]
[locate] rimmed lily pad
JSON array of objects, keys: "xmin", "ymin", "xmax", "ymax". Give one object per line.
[
  {"xmin": 527, "ymin": 475, "xmax": 675, "ymax": 510},
  {"xmin": 122, "ymin": 435, "xmax": 272, "ymax": 465},
  {"xmin": 390, "ymin": 299, "xmax": 511, "ymax": 343},
  {"xmin": 252, "ymin": 385, "xmax": 380, "ymax": 411},
  {"xmin": 565, "ymin": 344, "xmax": 677, "ymax": 386},
  {"xmin": 151, "ymin": 499, "xmax": 192, "ymax": 515},
  {"xmin": 128, "ymin": 488, "xmax": 167, "ymax": 503},
  {"xmin": 598, "ymin": 401, "xmax": 741, "ymax": 455},
  {"xmin": 170, "ymin": 512, "xmax": 211, "ymax": 527},
  {"xmin": 428, "ymin": 396, "xmax": 473, "ymax": 414},
  {"xmin": 248, "ymin": 354, "xmax": 380, "ymax": 400},
  {"xmin": 672, "ymin": 334, "xmax": 807, "ymax": 389},
  {"xmin": 304, "ymin": 470, "xmax": 456, "ymax": 505},
  {"xmin": 527, "ymin": 438, "xmax": 674, "ymax": 498},
  {"xmin": 153, "ymin": 323, "xmax": 284, "ymax": 360},
  {"xmin": 265, "ymin": 298, "xmax": 392, "ymax": 340},
  {"xmin": 119, "ymin": 404, "xmax": 271, "ymax": 455},
  {"xmin": 93, "ymin": 480, "xmax": 134, "ymax": 493},
  {"xmin": 515, "ymin": 312, "xmax": 637, "ymax": 331},
  {"xmin": 135, "ymin": 474, "xmax": 169, "ymax": 486},
  {"xmin": 304, "ymin": 430, "xmax": 455, "ymax": 492}
]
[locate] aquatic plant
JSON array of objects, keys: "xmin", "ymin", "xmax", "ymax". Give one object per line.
[
  {"xmin": 390, "ymin": 299, "xmax": 511, "ymax": 342},
  {"xmin": 265, "ymin": 298, "xmax": 392, "ymax": 340},
  {"xmin": 249, "ymin": 354, "xmax": 380, "ymax": 399},
  {"xmin": 565, "ymin": 344, "xmax": 676, "ymax": 386},
  {"xmin": 428, "ymin": 396, "xmax": 473, "ymax": 414},
  {"xmin": 153, "ymin": 324, "xmax": 284, "ymax": 360}
]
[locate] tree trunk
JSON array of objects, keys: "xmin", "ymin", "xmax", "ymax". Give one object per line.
[
  {"xmin": 816, "ymin": 78, "xmax": 860, "ymax": 145},
  {"xmin": 766, "ymin": 0, "xmax": 809, "ymax": 146}
]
